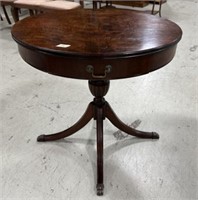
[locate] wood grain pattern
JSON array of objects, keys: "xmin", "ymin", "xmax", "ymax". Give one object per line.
[{"xmin": 11, "ymin": 9, "xmax": 182, "ymax": 80}]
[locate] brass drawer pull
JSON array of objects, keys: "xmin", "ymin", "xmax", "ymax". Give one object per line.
[{"xmin": 86, "ymin": 65, "xmax": 112, "ymax": 79}]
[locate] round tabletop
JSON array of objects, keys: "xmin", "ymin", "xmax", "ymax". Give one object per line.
[{"xmin": 11, "ymin": 9, "xmax": 182, "ymax": 80}]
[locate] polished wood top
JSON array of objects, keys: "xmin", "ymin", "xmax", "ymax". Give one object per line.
[
  {"xmin": 12, "ymin": 9, "xmax": 182, "ymax": 57},
  {"xmin": 11, "ymin": 9, "xmax": 182, "ymax": 80}
]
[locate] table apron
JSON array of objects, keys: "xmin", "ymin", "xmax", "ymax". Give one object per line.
[{"xmin": 17, "ymin": 45, "xmax": 177, "ymax": 80}]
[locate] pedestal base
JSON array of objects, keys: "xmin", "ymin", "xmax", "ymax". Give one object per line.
[{"xmin": 37, "ymin": 80, "xmax": 159, "ymax": 195}]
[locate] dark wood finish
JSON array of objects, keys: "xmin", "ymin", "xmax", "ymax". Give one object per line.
[
  {"xmin": 150, "ymin": 0, "xmax": 163, "ymax": 17},
  {"xmin": 1, "ymin": 4, "xmax": 11, "ymax": 24},
  {"xmin": 10, "ymin": 7, "xmax": 19, "ymax": 22},
  {"xmin": 12, "ymin": 9, "xmax": 182, "ymax": 80},
  {"xmin": 37, "ymin": 80, "xmax": 159, "ymax": 195},
  {"xmin": 150, "ymin": 0, "xmax": 166, "ymax": 4},
  {"xmin": 94, "ymin": 1, "xmax": 164, "ymax": 17},
  {"xmin": 11, "ymin": 9, "xmax": 182, "ymax": 196},
  {"xmin": 96, "ymin": 105, "xmax": 104, "ymax": 196},
  {"xmin": 37, "ymin": 102, "xmax": 94, "ymax": 142},
  {"xmin": 1, "ymin": 5, "xmax": 11, "ymax": 23},
  {"xmin": 11, "ymin": 7, "xmax": 36, "ymax": 23},
  {"xmin": 112, "ymin": 1, "xmax": 149, "ymax": 8}
]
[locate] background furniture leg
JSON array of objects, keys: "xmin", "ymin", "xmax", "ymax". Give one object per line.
[
  {"xmin": 159, "ymin": 0, "xmax": 162, "ymax": 17},
  {"xmin": 2, "ymin": 4, "xmax": 11, "ymax": 24},
  {"xmin": 11, "ymin": 6, "xmax": 19, "ymax": 22}
]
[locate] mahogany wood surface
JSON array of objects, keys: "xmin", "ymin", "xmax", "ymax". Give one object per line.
[{"xmin": 12, "ymin": 9, "xmax": 182, "ymax": 80}]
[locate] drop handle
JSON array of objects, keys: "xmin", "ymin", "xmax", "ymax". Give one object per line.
[{"xmin": 86, "ymin": 65, "xmax": 112, "ymax": 79}]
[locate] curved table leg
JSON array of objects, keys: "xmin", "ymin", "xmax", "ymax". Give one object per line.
[
  {"xmin": 36, "ymin": 79, "xmax": 159, "ymax": 196},
  {"xmin": 37, "ymin": 103, "xmax": 94, "ymax": 142},
  {"xmin": 96, "ymin": 106, "xmax": 104, "ymax": 196},
  {"xmin": 105, "ymin": 102, "xmax": 159, "ymax": 139}
]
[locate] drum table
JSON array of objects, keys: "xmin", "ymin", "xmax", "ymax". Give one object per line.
[{"xmin": 12, "ymin": 9, "xmax": 182, "ymax": 195}]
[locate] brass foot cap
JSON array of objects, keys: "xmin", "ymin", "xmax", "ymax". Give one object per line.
[
  {"xmin": 96, "ymin": 184, "xmax": 104, "ymax": 196},
  {"xmin": 152, "ymin": 132, "xmax": 160, "ymax": 139}
]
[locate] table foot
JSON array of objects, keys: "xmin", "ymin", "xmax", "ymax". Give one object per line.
[
  {"xmin": 105, "ymin": 102, "xmax": 159, "ymax": 139},
  {"xmin": 96, "ymin": 184, "xmax": 104, "ymax": 196},
  {"xmin": 151, "ymin": 132, "xmax": 160, "ymax": 139},
  {"xmin": 37, "ymin": 134, "xmax": 46, "ymax": 142},
  {"xmin": 37, "ymin": 103, "xmax": 94, "ymax": 142}
]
